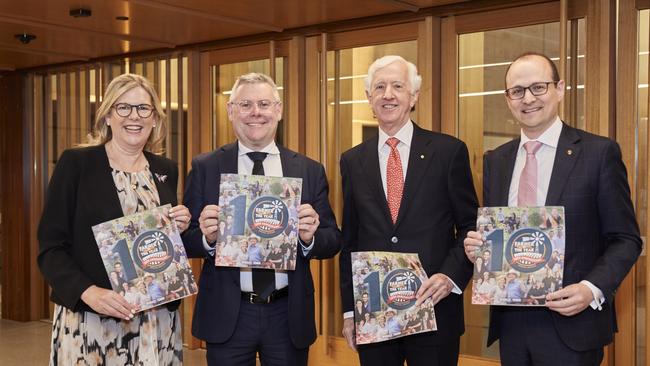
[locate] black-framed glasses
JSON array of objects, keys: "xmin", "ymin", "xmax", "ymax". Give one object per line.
[
  {"xmin": 112, "ymin": 103, "xmax": 155, "ymax": 118},
  {"xmin": 505, "ymin": 81, "xmax": 558, "ymax": 100},
  {"xmin": 228, "ymin": 99, "xmax": 280, "ymax": 114}
]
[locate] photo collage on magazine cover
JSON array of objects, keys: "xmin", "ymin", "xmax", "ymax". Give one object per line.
[
  {"xmin": 92, "ymin": 204, "xmax": 197, "ymax": 312},
  {"xmin": 351, "ymin": 251, "xmax": 436, "ymax": 345},
  {"xmin": 215, "ymin": 174, "xmax": 302, "ymax": 271},
  {"xmin": 472, "ymin": 206, "xmax": 565, "ymax": 306}
]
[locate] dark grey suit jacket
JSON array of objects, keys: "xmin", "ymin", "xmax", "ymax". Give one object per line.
[
  {"xmin": 339, "ymin": 123, "xmax": 479, "ymax": 344},
  {"xmin": 181, "ymin": 142, "xmax": 341, "ymax": 348},
  {"xmin": 484, "ymin": 123, "xmax": 642, "ymax": 351}
]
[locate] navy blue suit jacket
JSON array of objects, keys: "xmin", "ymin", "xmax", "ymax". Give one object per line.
[
  {"xmin": 339, "ymin": 124, "xmax": 479, "ymax": 344},
  {"xmin": 484, "ymin": 123, "xmax": 642, "ymax": 351},
  {"xmin": 181, "ymin": 142, "xmax": 341, "ymax": 348}
]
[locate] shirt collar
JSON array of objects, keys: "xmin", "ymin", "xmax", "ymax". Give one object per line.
[
  {"xmin": 518, "ymin": 117, "xmax": 562, "ymax": 150},
  {"xmin": 378, "ymin": 120, "xmax": 414, "ymax": 151},
  {"xmin": 238, "ymin": 140, "xmax": 280, "ymax": 156}
]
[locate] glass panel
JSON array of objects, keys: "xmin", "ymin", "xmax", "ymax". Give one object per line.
[
  {"xmin": 212, "ymin": 59, "xmax": 287, "ymax": 148},
  {"xmin": 457, "ymin": 21, "xmax": 586, "ymax": 360},
  {"xmin": 637, "ymin": 9, "xmax": 648, "ymax": 366},
  {"xmin": 327, "ymin": 40, "xmax": 417, "ymax": 338}
]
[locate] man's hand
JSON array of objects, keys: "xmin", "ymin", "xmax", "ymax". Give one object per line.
[
  {"xmin": 81, "ymin": 285, "xmax": 136, "ymax": 320},
  {"xmin": 342, "ymin": 317, "xmax": 357, "ymax": 352},
  {"xmin": 463, "ymin": 231, "xmax": 483, "ymax": 263},
  {"xmin": 546, "ymin": 283, "xmax": 594, "ymax": 316},
  {"xmin": 415, "ymin": 273, "xmax": 454, "ymax": 307},
  {"xmin": 199, "ymin": 204, "xmax": 220, "ymax": 244},
  {"xmin": 297, "ymin": 204, "xmax": 319, "ymax": 244}
]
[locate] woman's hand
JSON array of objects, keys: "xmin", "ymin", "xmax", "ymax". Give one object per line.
[
  {"xmin": 169, "ymin": 205, "xmax": 191, "ymax": 232},
  {"xmin": 80, "ymin": 285, "xmax": 136, "ymax": 320}
]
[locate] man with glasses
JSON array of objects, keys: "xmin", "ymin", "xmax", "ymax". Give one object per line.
[
  {"xmin": 181, "ymin": 72, "xmax": 341, "ymax": 366},
  {"xmin": 463, "ymin": 52, "xmax": 642, "ymax": 365}
]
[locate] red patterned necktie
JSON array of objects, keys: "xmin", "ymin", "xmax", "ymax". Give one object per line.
[
  {"xmin": 386, "ymin": 137, "xmax": 404, "ymax": 224},
  {"xmin": 517, "ymin": 141, "xmax": 543, "ymax": 206}
]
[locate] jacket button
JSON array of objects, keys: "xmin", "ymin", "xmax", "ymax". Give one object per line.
[{"xmin": 391, "ymin": 236, "xmax": 398, "ymax": 244}]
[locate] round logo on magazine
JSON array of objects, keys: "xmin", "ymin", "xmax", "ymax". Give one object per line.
[
  {"xmin": 247, "ymin": 196, "xmax": 290, "ymax": 238},
  {"xmin": 505, "ymin": 228, "xmax": 552, "ymax": 273},
  {"xmin": 381, "ymin": 269, "xmax": 422, "ymax": 311},
  {"xmin": 132, "ymin": 230, "xmax": 174, "ymax": 273}
]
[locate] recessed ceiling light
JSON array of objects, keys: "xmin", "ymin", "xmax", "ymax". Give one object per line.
[
  {"xmin": 116, "ymin": 16, "xmax": 129, "ymax": 21},
  {"xmin": 14, "ymin": 33, "xmax": 36, "ymax": 44},
  {"xmin": 69, "ymin": 8, "xmax": 92, "ymax": 18}
]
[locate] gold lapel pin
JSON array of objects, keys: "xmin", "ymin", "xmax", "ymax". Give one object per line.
[
  {"xmin": 420, "ymin": 155, "xmax": 424, "ymax": 159},
  {"xmin": 567, "ymin": 149, "xmax": 573, "ymax": 156}
]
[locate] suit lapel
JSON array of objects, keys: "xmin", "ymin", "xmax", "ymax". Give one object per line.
[
  {"xmin": 219, "ymin": 143, "xmax": 239, "ymax": 174},
  {"xmin": 545, "ymin": 124, "xmax": 581, "ymax": 205},
  {"xmin": 394, "ymin": 125, "xmax": 433, "ymax": 228},
  {"xmin": 146, "ymin": 152, "xmax": 175, "ymax": 205},
  {"xmin": 92, "ymin": 146, "xmax": 127, "ymax": 218},
  {"xmin": 359, "ymin": 136, "xmax": 393, "ymax": 225},
  {"xmin": 279, "ymin": 146, "xmax": 301, "ymax": 179},
  {"xmin": 494, "ymin": 140, "xmax": 519, "ymax": 206}
]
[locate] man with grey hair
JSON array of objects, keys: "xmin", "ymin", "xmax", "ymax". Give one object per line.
[
  {"xmin": 339, "ymin": 55, "xmax": 478, "ymax": 365},
  {"xmin": 182, "ymin": 72, "xmax": 341, "ymax": 366}
]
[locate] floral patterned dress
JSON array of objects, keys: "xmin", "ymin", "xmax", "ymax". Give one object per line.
[{"xmin": 49, "ymin": 166, "xmax": 183, "ymax": 366}]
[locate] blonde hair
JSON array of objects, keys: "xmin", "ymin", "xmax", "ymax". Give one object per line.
[
  {"xmin": 86, "ymin": 73, "xmax": 166, "ymax": 154},
  {"xmin": 229, "ymin": 72, "xmax": 281, "ymax": 102}
]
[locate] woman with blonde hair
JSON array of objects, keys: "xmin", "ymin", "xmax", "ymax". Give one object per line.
[{"xmin": 38, "ymin": 73, "xmax": 191, "ymax": 365}]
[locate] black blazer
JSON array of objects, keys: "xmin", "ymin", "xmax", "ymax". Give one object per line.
[
  {"xmin": 37, "ymin": 145, "xmax": 181, "ymax": 313},
  {"xmin": 339, "ymin": 123, "xmax": 479, "ymax": 344},
  {"xmin": 484, "ymin": 123, "xmax": 642, "ymax": 351},
  {"xmin": 181, "ymin": 142, "xmax": 341, "ymax": 348}
]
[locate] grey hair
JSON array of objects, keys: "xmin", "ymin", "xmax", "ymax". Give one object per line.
[
  {"xmin": 229, "ymin": 72, "xmax": 281, "ymax": 102},
  {"xmin": 364, "ymin": 55, "xmax": 421, "ymax": 94}
]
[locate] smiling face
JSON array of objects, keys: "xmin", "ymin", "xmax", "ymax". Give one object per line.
[
  {"xmin": 505, "ymin": 55, "xmax": 565, "ymax": 139},
  {"xmin": 105, "ymin": 86, "xmax": 156, "ymax": 152},
  {"xmin": 366, "ymin": 60, "xmax": 419, "ymax": 135},
  {"xmin": 228, "ymin": 82, "xmax": 281, "ymax": 150}
]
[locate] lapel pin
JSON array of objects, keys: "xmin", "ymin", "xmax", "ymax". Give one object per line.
[
  {"xmin": 420, "ymin": 155, "xmax": 424, "ymax": 159},
  {"xmin": 155, "ymin": 173, "xmax": 168, "ymax": 183},
  {"xmin": 566, "ymin": 149, "xmax": 573, "ymax": 156}
]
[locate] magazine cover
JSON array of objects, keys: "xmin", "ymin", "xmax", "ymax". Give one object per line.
[
  {"xmin": 351, "ymin": 251, "xmax": 436, "ymax": 345},
  {"xmin": 472, "ymin": 206, "xmax": 565, "ymax": 306},
  {"xmin": 214, "ymin": 174, "xmax": 302, "ymax": 271},
  {"xmin": 92, "ymin": 204, "xmax": 198, "ymax": 312}
]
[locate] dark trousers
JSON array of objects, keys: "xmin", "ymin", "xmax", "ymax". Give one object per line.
[
  {"xmin": 357, "ymin": 332, "xmax": 459, "ymax": 366},
  {"xmin": 499, "ymin": 308, "xmax": 604, "ymax": 366},
  {"xmin": 206, "ymin": 297, "xmax": 308, "ymax": 366}
]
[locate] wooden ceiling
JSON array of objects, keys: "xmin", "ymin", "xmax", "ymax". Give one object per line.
[{"xmin": 0, "ymin": 0, "xmax": 473, "ymax": 71}]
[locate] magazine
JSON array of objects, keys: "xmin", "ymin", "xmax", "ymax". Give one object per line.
[
  {"xmin": 351, "ymin": 251, "xmax": 436, "ymax": 345},
  {"xmin": 92, "ymin": 204, "xmax": 197, "ymax": 312},
  {"xmin": 214, "ymin": 174, "xmax": 302, "ymax": 271},
  {"xmin": 472, "ymin": 206, "xmax": 565, "ymax": 306}
]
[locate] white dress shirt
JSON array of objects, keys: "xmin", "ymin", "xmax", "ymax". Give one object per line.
[
  {"xmin": 508, "ymin": 117, "xmax": 604, "ymax": 310},
  {"xmin": 202, "ymin": 141, "xmax": 313, "ymax": 292}
]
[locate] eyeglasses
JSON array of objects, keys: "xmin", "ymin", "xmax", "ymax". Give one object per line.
[
  {"xmin": 112, "ymin": 103, "xmax": 155, "ymax": 118},
  {"xmin": 504, "ymin": 81, "xmax": 558, "ymax": 100},
  {"xmin": 229, "ymin": 99, "xmax": 280, "ymax": 114}
]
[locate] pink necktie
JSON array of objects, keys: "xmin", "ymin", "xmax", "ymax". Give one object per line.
[
  {"xmin": 386, "ymin": 137, "xmax": 404, "ymax": 223},
  {"xmin": 518, "ymin": 141, "xmax": 543, "ymax": 206}
]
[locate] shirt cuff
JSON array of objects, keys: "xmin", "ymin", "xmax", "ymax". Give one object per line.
[
  {"xmin": 580, "ymin": 280, "xmax": 605, "ymax": 310},
  {"xmin": 299, "ymin": 237, "xmax": 315, "ymax": 256},
  {"xmin": 343, "ymin": 311, "xmax": 354, "ymax": 320},
  {"xmin": 202, "ymin": 235, "xmax": 216, "ymax": 257},
  {"xmin": 441, "ymin": 274, "xmax": 462, "ymax": 295}
]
